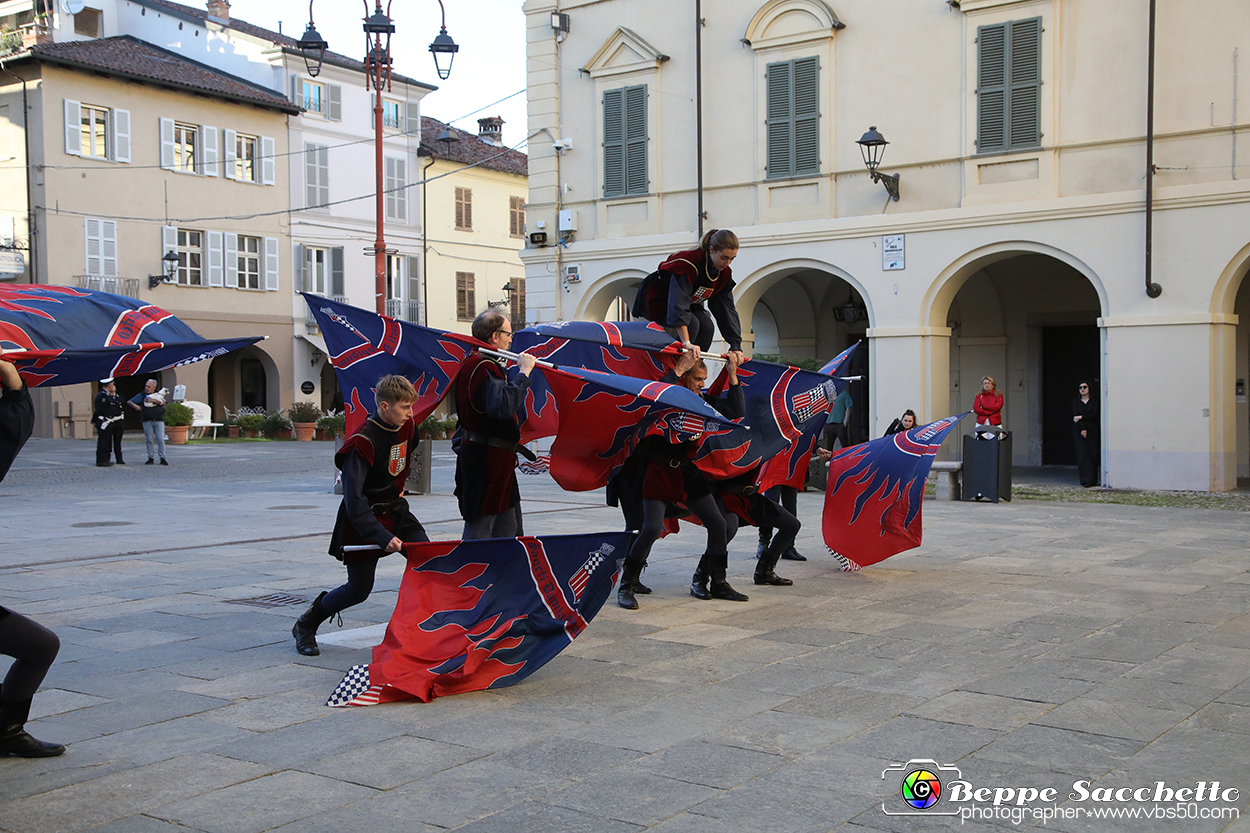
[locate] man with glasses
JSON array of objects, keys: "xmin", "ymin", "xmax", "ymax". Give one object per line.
[{"xmin": 453, "ymin": 309, "xmax": 538, "ymax": 539}]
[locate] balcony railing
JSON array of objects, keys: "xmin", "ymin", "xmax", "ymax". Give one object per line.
[
  {"xmin": 385, "ymin": 298, "xmax": 420, "ymax": 324},
  {"xmin": 305, "ymin": 294, "xmax": 347, "ymax": 329},
  {"xmin": 74, "ymin": 275, "xmax": 140, "ymax": 298}
]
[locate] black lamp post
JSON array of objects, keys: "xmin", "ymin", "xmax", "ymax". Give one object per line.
[
  {"xmin": 298, "ymin": 0, "xmax": 457, "ymax": 315},
  {"xmin": 148, "ymin": 249, "xmax": 179, "ymax": 290},
  {"xmin": 856, "ymin": 126, "xmax": 901, "ymax": 202}
]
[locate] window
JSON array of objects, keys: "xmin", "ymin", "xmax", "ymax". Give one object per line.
[
  {"xmin": 765, "ymin": 57, "xmax": 819, "ymax": 178},
  {"xmin": 84, "ymin": 218, "xmax": 117, "ymax": 277},
  {"xmin": 66, "ymin": 101, "xmax": 129, "ymax": 162},
  {"xmin": 305, "ymin": 143, "xmax": 329, "ymax": 210},
  {"xmin": 385, "ymin": 156, "xmax": 406, "ymax": 221},
  {"xmin": 74, "ymin": 9, "xmax": 101, "ymax": 37},
  {"xmin": 79, "ymin": 105, "xmax": 109, "ymax": 159},
  {"xmin": 509, "ymin": 196, "xmax": 525, "ymax": 238},
  {"xmin": 236, "ymin": 235, "xmax": 260, "ymax": 290},
  {"xmin": 385, "ymin": 254, "xmax": 404, "ymax": 300},
  {"xmin": 976, "ymin": 18, "xmax": 1042, "ymax": 153},
  {"xmin": 508, "ymin": 277, "xmax": 526, "ymax": 330},
  {"xmin": 455, "ymin": 187, "xmax": 472, "ymax": 230},
  {"xmin": 302, "ymin": 80, "xmax": 323, "ymax": 115},
  {"xmin": 176, "ymin": 229, "xmax": 203, "ymax": 286},
  {"xmin": 234, "ymin": 133, "xmax": 257, "ymax": 182},
  {"xmin": 172, "ymin": 123, "xmax": 197, "ymax": 173},
  {"xmin": 603, "ymin": 84, "xmax": 647, "ymax": 197},
  {"xmin": 383, "ymin": 99, "xmax": 401, "ymax": 129},
  {"xmin": 456, "ymin": 271, "xmax": 475, "ymax": 320},
  {"xmin": 298, "ymin": 79, "xmax": 340, "ymax": 120},
  {"xmin": 304, "ymin": 246, "xmax": 327, "ymax": 294}
]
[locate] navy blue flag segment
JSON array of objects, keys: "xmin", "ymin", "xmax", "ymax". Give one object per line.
[
  {"xmin": 818, "ymin": 342, "xmax": 859, "ymax": 377},
  {"xmin": 511, "ymin": 320, "xmax": 683, "ymax": 380},
  {"xmin": 326, "ymin": 531, "xmax": 637, "ymax": 705},
  {"xmin": 822, "ymin": 413, "xmax": 968, "ymax": 570},
  {"xmin": 303, "ymin": 293, "xmax": 482, "ymax": 436},
  {"xmin": 0, "ymin": 284, "xmax": 262, "ymax": 387}
]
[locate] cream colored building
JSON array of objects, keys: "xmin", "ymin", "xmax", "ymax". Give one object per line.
[
  {"xmin": 0, "ymin": 35, "xmax": 296, "ymax": 436},
  {"xmin": 420, "ymin": 115, "xmax": 528, "ymax": 336},
  {"xmin": 522, "ymin": 0, "xmax": 1250, "ymax": 491}
]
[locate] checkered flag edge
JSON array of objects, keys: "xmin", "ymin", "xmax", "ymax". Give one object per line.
[
  {"xmin": 826, "ymin": 546, "xmax": 862, "ymax": 572},
  {"xmin": 326, "ymin": 663, "xmax": 382, "ymax": 707}
]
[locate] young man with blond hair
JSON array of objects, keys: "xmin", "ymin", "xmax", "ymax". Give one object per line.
[{"xmin": 293, "ymin": 374, "xmax": 429, "ymax": 656}]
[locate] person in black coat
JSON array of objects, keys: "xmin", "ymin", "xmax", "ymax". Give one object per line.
[
  {"xmin": 92, "ymin": 378, "xmax": 126, "ymax": 467},
  {"xmin": 1071, "ymin": 381, "xmax": 1099, "ymax": 487}
]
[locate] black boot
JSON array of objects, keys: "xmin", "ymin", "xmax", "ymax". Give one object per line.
[
  {"xmin": 0, "ymin": 698, "xmax": 64, "ymax": 758},
  {"xmin": 780, "ymin": 546, "xmax": 807, "ymax": 561},
  {"xmin": 754, "ymin": 545, "xmax": 794, "ymax": 586},
  {"xmin": 633, "ymin": 575, "xmax": 652, "ymax": 595},
  {"xmin": 617, "ymin": 562, "xmax": 643, "ymax": 610},
  {"xmin": 292, "ymin": 591, "xmax": 330, "ymax": 656},
  {"xmin": 689, "ymin": 558, "xmax": 711, "ymax": 600},
  {"xmin": 709, "ymin": 568, "xmax": 749, "ymax": 602}
]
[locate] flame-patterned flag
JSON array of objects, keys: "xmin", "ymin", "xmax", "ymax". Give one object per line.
[
  {"xmin": 511, "ymin": 320, "xmax": 684, "ymax": 380},
  {"xmin": 325, "ymin": 531, "xmax": 636, "ymax": 706},
  {"xmin": 303, "ymin": 294, "xmax": 482, "ymax": 437},
  {"xmin": 822, "ymin": 414, "xmax": 968, "ymax": 571},
  {"xmin": 0, "ymin": 284, "xmax": 261, "ymax": 387}
]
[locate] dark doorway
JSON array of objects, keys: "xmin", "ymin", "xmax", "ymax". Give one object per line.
[
  {"xmin": 240, "ymin": 359, "xmax": 267, "ymax": 409},
  {"xmin": 117, "ymin": 373, "xmax": 160, "ymax": 432},
  {"xmin": 1042, "ymin": 325, "xmax": 1099, "ymax": 464},
  {"xmin": 845, "ymin": 336, "xmax": 870, "ymax": 444}
]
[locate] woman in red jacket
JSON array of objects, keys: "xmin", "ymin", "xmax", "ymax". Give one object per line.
[{"xmin": 973, "ymin": 376, "xmax": 1003, "ymax": 430}]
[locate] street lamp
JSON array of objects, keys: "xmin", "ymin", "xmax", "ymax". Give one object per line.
[
  {"xmin": 298, "ymin": 0, "xmax": 457, "ymax": 315},
  {"xmin": 148, "ymin": 250, "xmax": 179, "ymax": 290},
  {"xmin": 855, "ymin": 126, "xmax": 901, "ymax": 202}
]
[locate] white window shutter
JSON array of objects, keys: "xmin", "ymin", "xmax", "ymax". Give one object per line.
[
  {"xmin": 261, "ymin": 136, "xmax": 275, "ymax": 185},
  {"xmin": 327, "ymin": 85, "xmax": 341, "ymax": 121},
  {"xmin": 112, "ymin": 109, "xmax": 131, "ymax": 163},
  {"xmin": 293, "ymin": 243, "xmax": 304, "ymax": 292},
  {"xmin": 263, "ymin": 236, "xmax": 279, "ymax": 291},
  {"xmin": 291, "ymin": 73, "xmax": 300, "ymax": 106},
  {"xmin": 65, "ymin": 100, "xmax": 82, "ymax": 156},
  {"xmin": 225, "ymin": 232, "xmax": 238, "ymax": 287},
  {"xmin": 161, "ymin": 225, "xmax": 178, "ymax": 264},
  {"xmin": 206, "ymin": 230, "xmax": 224, "ymax": 287},
  {"xmin": 405, "ymin": 101, "xmax": 421, "ymax": 134},
  {"xmin": 84, "ymin": 217, "xmax": 101, "ymax": 274},
  {"xmin": 223, "ymin": 128, "xmax": 237, "ymax": 179},
  {"xmin": 159, "ymin": 117, "xmax": 175, "ymax": 170},
  {"xmin": 101, "ymin": 221, "xmax": 118, "ymax": 277},
  {"xmin": 201, "ymin": 124, "xmax": 218, "ymax": 176}
]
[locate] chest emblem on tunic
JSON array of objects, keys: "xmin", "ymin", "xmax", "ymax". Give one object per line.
[
  {"xmin": 691, "ymin": 284, "xmax": 714, "ymax": 302},
  {"xmin": 389, "ymin": 441, "xmax": 408, "ymax": 476}
]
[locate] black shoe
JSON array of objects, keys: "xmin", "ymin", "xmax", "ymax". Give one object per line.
[
  {"xmin": 689, "ymin": 565, "xmax": 711, "ymax": 600},
  {"xmin": 617, "ymin": 584, "xmax": 639, "ymax": 610},
  {"xmin": 780, "ymin": 547, "xmax": 807, "ymax": 561},
  {"xmin": 96, "ymin": 461, "xmax": 113, "ymax": 467},
  {"xmin": 292, "ymin": 592, "xmax": 329, "ymax": 656},
  {"xmin": 116, "ymin": 459, "xmax": 125, "ymax": 465},
  {"xmin": 160, "ymin": 459, "xmax": 169, "ymax": 466},
  {"xmin": 754, "ymin": 571, "xmax": 793, "ymax": 586},
  {"xmin": 0, "ymin": 698, "xmax": 65, "ymax": 758},
  {"xmin": 145, "ymin": 458, "xmax": 154, "ymax": 465},
  {"xmin": 633, "ymin": 580, "xmax": 652, "ymax": 595},
  {"xmin": 710, "ymin": 581, "xmax": 749, "ymax": 602}
]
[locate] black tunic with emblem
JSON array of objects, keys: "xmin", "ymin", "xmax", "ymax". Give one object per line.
[{"xmin": 328, "ymin": 414, "xmax": 428, "ymax": 563}]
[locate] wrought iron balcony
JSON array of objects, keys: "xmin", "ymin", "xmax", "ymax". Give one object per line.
[{"xmin": 74, "ymin": 275, "xmax": 140, "ymax": 298}]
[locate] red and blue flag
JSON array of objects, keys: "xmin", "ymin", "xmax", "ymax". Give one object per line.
[
  {"xmin": 325, "ymin": 531, "xmax": 636, "ymax": 705},
  {"xmin": 512, "ymin": 320, "xmax": 683, "ymax": 380},
  {"xmin": 822, "ymin": 413, "xmax": 968, "ymax": 570},
  {"xmin": 0, "ymin": 284, "xmax": 261, "ymax": 387}
]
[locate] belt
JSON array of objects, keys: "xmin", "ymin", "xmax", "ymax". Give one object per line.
[
  {"xmin": 636, "ymin": 446, "xmax": 694, "ymax": 469},
  {"xmin": 463, "ymin": 430, "xmax": 538, "ymax": 462},
  {"xmin": 718, "ymin": 482, "xmax": 758, "ymax": 497}
]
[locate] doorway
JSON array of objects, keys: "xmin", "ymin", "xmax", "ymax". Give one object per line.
[{"xmin": 1041, "ymin": 325, "xmax": 1099, "ymax": 465}]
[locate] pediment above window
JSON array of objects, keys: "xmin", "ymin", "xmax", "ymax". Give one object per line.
[
  {"xmin": 743, "ymin": 0, "xmax": 844, "ymax": 51},
  {"xmin": 582, "ymin": 27, "xmax": 669, "ymax": 79}
]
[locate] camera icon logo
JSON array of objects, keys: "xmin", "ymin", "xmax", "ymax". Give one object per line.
[{"xmin": 881, "ymin": 759, "xmax": 962, "ymax": 816}]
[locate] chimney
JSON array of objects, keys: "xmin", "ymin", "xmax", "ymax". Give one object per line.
[
  {"xmin": 206, "ymin": 0, "xmax": 230, "ymax": 23},
  {"xmin": 477, "ymin": 116, "xmax": 504, "ymax": 147}
]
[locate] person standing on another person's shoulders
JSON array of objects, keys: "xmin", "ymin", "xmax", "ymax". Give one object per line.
[
  {"xmin": 128, "ymin": 379, "xmax": 168, "ymax": 465},
  {"xmin": 92, "ymin": 378, "xmax": 125, "ymax": 467}
]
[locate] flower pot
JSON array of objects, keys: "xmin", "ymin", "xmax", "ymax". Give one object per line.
[
  {"xmin": 227, "ymin": 425, "xmax": 240, "ymax": 438},
  {"xmin": 243, "ymin": 429, "xmax": 259, "ymax": 438},
  {"xmin": 276, "ymin": 428, "xmax": 292, "ymax": 439},
  {"xmin": 166, "ymin": 425, "xmax": 190, "ymax": 444},
  {"xmin": 315, "ymin": 428, "xmax": 332, "ymax": 441},
  {"xmin": 294, "ymin": 422, "xmax": 316, "ymax": 442}
]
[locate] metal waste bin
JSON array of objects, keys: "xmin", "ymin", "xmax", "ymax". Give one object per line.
[
  {"xmin": 961, "ymin": 429, "xmax": 1012, "ymax": 502},
  {"xmin": 407, "ymin": 438, "xmax": 433, "ymax": 495}
]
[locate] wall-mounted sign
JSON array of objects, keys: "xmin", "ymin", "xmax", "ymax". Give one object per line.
[
  {"xmin": 0, "ymin": 250, "xmax": 25, "ymax": 279},
  {"xmin": 882, "ymin": 234, "xmax": 904, "ymax": 271},
  {"xmin": 301, "ymin": 381, "xmax": 316, "ymax": 395}
]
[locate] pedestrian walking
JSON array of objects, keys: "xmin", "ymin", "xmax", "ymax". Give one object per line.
[
  {"xmin": 128, "ymin": 379, "xmax": 168, "ymax": 465},
  {"xmin": 92, "ymin": 378, "xmax": 125, "ymax": 466},
  {"xmin": 292, "ymin": 375, "xmax": 429, "ymax": 656}
]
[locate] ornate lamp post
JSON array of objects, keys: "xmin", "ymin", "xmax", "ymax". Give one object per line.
[
  {"xmin": 855, "ymin": 126, "xmax": 901, "ymax": 202},
  {"xmin": 299, "ymin": 0, "xmax": 457, "ymax": 315}
]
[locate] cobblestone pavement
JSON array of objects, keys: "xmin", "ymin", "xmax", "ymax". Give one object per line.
[{"xmin": 2, "ymin": 438, "xmax": 1249, "ymax": 832}]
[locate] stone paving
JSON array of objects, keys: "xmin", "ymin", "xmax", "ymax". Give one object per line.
[{"xmin": 2, "ymin": 438, "xmax": 1249, "ymax": 832}]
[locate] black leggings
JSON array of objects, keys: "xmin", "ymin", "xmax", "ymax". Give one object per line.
[
  {"xmin": 759, "ymin": 485, "xmax": 798, "ymax": 545},
  {"xmin": 0, "ymin": 610, "xmax": 60, "ymax": 702},
  {"xmin": 322, "ymin": 560, "xmax": 379, "ymax": 616},
  {"xmin": 625, "ymin": 494, "xmax": 727, "ymax": 575},
  {"xmin": 685, "ymin": 304, "xmax": 716, "ymax": 351}
]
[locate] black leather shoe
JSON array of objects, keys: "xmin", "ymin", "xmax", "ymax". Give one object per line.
[
  {"xmin": 754, "ymin": 571, "xmax": 793, "ymax": 586},
  {"xmin": 633, "ymin": 580, "xmax": 652, "ymax": 595},
  {"xmin": 780, "ymin": 547, "xmax": 807, "ymax": 561},
  {"xmin": 292, "ymin": 591, "xmax": 329, "ymax": 656},
  {"xmin": 96, "ymin": 462, "xmax": 113, "ymax": 467},
  {"xmin": 617, "ymin": 584, "xmax": 639, "ymax": 610},
  {"xmin": 0, "ymin": 698, "xmax": 65, "ymax": 758},
  {"xmin": 145, "ymin": 458, "xmax": 154, "ymax": 465},
  {"xmin": 116, "ymin": 459, "xmax": 125, "ymax": 465},
  {"xmin": 160, "ymin": 459, "xmax": 169, "ymax": 466},
  {"xmin": 710, "ymin": 581, "xmax": 749, "ymax": 602}
]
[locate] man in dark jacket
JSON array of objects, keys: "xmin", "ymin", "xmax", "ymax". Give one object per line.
[
  {"xmin": 453, "ymin": 310, "xmax": 537, "ymax": 540},
  {"xmin": 127, "ymin": 378, "xmax": 167, "ymax": 465},
  {"xmin": 92, "ymin": 378, "xmax": 125, "ymax": 467}
]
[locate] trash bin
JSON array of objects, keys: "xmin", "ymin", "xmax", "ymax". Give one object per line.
[{"xmin": 961, "ymin": 429, "xmax": 1012, "ymax": 502}]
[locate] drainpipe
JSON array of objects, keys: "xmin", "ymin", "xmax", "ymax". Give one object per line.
[
  {"xmin": 1144, "ymin": 0, "xmax": 1162, "ymax": 298},
  {"xmin": 695, "ymin": 0, "xmax": 704, "ymax": 238}
]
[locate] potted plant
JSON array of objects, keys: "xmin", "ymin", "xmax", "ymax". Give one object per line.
[
  {"xmin": 263, "ymin": 410, "xmax": 292, "ymax": 439},
  {"xmin": 288, "ymin": 401, "xmax": 321, "ymax": 441},
  {"xmin": 419, "ymin": 415, "xmax": 439, "ymax": 440},
  {"xmin": 316, "ymin": 411, "xmax": 345, "ymax": 441},
  {"xmin": 238, "ymin": 414, "xmax": 266, "ymax": 438},
  {"xmin": 163, "ymin": 401, "xmax": 194, "ymax": 444},
  {"xmin": 222, "ymin": 412, "xmax": 240, "ymax": 438}
]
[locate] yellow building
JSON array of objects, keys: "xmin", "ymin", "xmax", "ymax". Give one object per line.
[
  {"xmin": 0, "ymin": 35, "xmax": 297, "ymax": 436},
  {"xmin": 419, "ymin": 116, "xmax": 529, "ymax": 335}
]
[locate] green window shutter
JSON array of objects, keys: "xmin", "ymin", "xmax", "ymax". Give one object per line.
[
  {"xmin": 1008, "ymin": 18, "xmax": 1042, "ymax": 149},
  {"xmin": 603, "ymin": 88, "xmax": 625, "ymax": 197},
  {"xmin": 977, "ymin": 23, "xmax": 1007, "ymax": 153},
  {"xmin": 792, "ymin": 57, "xmax": 820, "ymax": 175},
  {"xmin": 624, "ymin": 84, "xmax": 648, "ymax": 195},
  {"xmin": 766, "ymin": 60, "xmax": 793, "ymax": 177}
]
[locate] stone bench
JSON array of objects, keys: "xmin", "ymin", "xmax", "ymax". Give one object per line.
[{"xmin": 930, "ymin": 461, "xmax": 962, "ymax": 500}]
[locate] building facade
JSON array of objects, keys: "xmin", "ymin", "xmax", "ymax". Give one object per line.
[{"xmin": 521, "ymin": 0, "xmax": 1250, "ymax": 491}]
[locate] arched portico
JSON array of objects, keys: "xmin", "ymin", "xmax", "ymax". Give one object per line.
[
  {"xmin": 577, "ymin": 269, "xmax": 648, "ymax": 322},
  {"xmin": 1210, "ymin": 243, "xmax": 1250, "ymax": 487}
]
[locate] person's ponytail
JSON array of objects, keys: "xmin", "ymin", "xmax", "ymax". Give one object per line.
[{"xmin": 699, "ymin": 228, "xmax": 739, "ymax": 253}]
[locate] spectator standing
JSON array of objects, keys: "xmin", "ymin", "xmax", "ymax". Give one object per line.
[
  {"xmin": 1071, "ymin": 381, "xmax": 1100, "ymax": 487},
  {"xmin": 128, "ymin": 379, "xmax": 168, "ymax": 465},
  {"xmin": 973, "ymin": 376, "xmax": 1003, "ymax": 432},
  {"xmin": 884, "ymin": 409, "xmax": 917, "ymax": 436},
  {"xmin": 92, "ymin": 378, "xmax": 125, "ymax": 467},
  {"xmin": 823, "ymin": 386, "xmax": 852, "ymax": 451}
]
